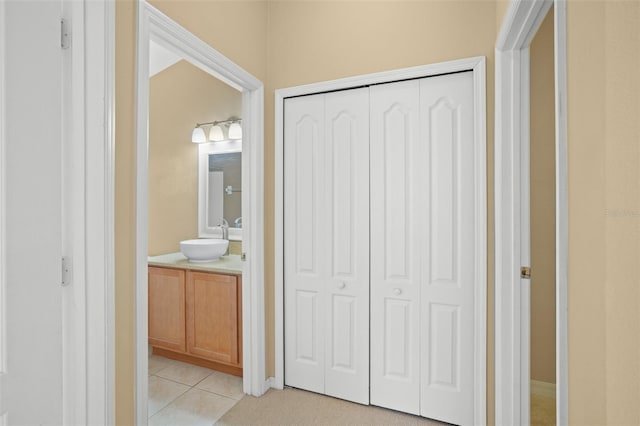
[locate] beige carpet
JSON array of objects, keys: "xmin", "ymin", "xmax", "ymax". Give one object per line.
[
  {"xmin": 217, "ymin": 388, "xmax": 448, "ymax": 425},
  {"xmin": 531, "ymin": 394, "xmax": 556, "ymax": 426}
]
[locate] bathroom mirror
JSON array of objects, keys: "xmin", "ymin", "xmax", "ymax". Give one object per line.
[{"xmin": 198, "ymin": 141, "xmax": 242, "ymax": 240}]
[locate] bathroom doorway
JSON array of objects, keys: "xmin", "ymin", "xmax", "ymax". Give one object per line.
[
  {"xmin": 147, "ymin": 49, "xmax": 245, "ymax": 423},
  {"xmin": 135, "ymin": 3, "xmax": 265, "ymax": 425}
]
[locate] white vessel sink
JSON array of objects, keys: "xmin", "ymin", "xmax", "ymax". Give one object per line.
[{"xmin": 180, "ymin": 239, "xmax": 228, "ymax": 262}]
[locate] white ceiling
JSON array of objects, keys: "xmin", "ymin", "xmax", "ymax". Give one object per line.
[{"xmin": 149, "ymin": 40, "xmax": 181, "ymax": 77}]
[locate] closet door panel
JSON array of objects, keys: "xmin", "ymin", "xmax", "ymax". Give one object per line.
[
  {"xmin": 323, "ymin": 88, "xmax": 370, "ymax": 404},
  {"xmin": 370, "ymin": 80, "xmax": 421, "ymax": 415},
  {"xmin": 284, "ymin": 94, "xmax": 327, "ymax": 393},
  {"xmin": 419, "ymin": 71, "xmax": 475, "ymax": 425}
]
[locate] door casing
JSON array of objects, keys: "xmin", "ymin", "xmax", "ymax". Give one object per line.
[
  {"xmin": 494, "ymin": 0, "xmax": 568, "ymax": 425},
  {"xmin": 135, "ymin": 2, "xmax": 266, "ymax": 425},
  {"xmin": 274, "ymin": 56, "xmax": 487, "ymax": 425}
]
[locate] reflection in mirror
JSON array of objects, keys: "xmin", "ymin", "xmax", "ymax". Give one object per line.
[
  {"xmin": 210, "ymin": 152, "xmax": 241, "ymax": 227},
  {"xmin": 198, "ymin": 142, "xmax": 242, "ymax": 240}
]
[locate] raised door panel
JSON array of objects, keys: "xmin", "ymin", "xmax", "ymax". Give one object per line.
[
  {"xmin": 186, "ymin": 271, "xmax": 240, "ymax": 366},
  {"xmin": 284, "ymin": 94, "xmax": 327, "ymax": 393},
  {"xmin": 419, "ymin": 71, "xmax": 475, "ymax": 425},
  {"xmin": 148, "ymin": 267, "xmax": 186, "ymax": 352},
  {"xmin": 323, "ymin": 88, "xmax": 370, "ymax": 404},
  {"xmin": 370, "ymin": 80, "xmax": 421, "ymax": 415}
]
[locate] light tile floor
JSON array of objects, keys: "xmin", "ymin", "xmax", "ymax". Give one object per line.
[{"xmin": 148, "ymin": 354, "xmax": 242, "ymax": 425}]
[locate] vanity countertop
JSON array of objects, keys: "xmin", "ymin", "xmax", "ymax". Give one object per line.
[{"xmin": 148, "ymin": 252, "xmax": 243, "ymax": 275}]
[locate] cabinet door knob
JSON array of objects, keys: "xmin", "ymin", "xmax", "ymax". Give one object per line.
[
  {"xmin": 393, "ymin": 288, "xmax": 402, "ymax": 296},
  {"xmin": 338, "ymin": 282, "xmax": 346, "ymax": 289}
]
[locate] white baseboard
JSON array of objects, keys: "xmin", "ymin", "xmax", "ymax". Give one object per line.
[
  {"xmin": 531, "ymin": 380, "xmax": 556, "ymax": 398},
  {"xmin": 264, "ymin": 377, "xmax": 276, "ymax": 393}
]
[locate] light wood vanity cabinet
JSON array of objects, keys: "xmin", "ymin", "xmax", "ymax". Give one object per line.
[
  {"xmin": 187, "ymin": 271, "xmax": 241, "ymax": 366},
  {"xmin": 148, "ymin": 266, "xmax": 242, "ymax": 375},
  {"xmin": 148, "ymin": 267, "xmax": 186, "ymax": 352}
]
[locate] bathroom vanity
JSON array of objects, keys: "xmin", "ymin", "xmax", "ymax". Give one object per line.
[{"xmin": 147, "ymin": 253, "xmax": 243, "ymax": 376}]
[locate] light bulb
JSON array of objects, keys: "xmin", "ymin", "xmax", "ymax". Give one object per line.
[
  {"xmin": 191, "ymin": 126, "xmax": 206, "ymax": 143},
  {"xmin": 228, "ymin": 122, "xmax": 242, "ymax": 140},
  {"xmin": 209, "ymin": 124, "xmax": 225, "ymax": 142}
]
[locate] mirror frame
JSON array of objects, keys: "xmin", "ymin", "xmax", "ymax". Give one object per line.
[{"xmin": 198, "ymin": 141, "xmax": 243, "ymax": 240}]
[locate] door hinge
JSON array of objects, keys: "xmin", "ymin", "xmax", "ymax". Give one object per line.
[
  {"xmin": 61, "ymin": 19, "xmax": 71, "ymax": 49},
  {"xmin": 520, "ymin": 266, "xmax": 531, "ymax": 279},
  {"xmin": 241, "ymin": 252, "xmax": 246, "ymax": 261},
  {"xmin": 62, "ymin": 256, "xmax": 72, "ymax": 286}
]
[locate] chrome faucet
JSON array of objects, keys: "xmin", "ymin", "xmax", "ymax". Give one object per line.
[
  {"xmin": 219, "ymin": 218, "xmax": 229, "ymax": 256},
  {"xmin": 234, "ymin": 217, "xmax": 242, "ymax": 228},
  {"xmin": 219, "ymin": 218, "xmax": 229, "ymax": 240}
]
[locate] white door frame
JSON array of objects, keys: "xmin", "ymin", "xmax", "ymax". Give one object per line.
[
  {"xmin": 494, "ymin": 0, "xmax": 568, "ymax": 425},
  {"xmin": 274, "ymin": 56, "xmax": 487, "ymax": 424},
  {"xmin": 62, "ymin": 1, "xmax": 115, "ymax": 424},
  {"xmin": 135, "ymin": 2, "xmax": 266, "ymax": 425}
]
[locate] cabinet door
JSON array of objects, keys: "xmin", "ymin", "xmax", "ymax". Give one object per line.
[
  {"xmin": 186, "ymin": 271, "xmax": 241, "ymax": 366},
  {"xmin": 148, "ymin": 267, "xmax": 186, "ymax": 352}
]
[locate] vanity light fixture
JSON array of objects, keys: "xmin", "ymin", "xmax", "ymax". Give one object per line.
[
  {"xmin": 191, "ymin": 126, "xmax": 207, "ymax": 143},
  {"xmin": 228, "ymin": 121, "xmax": 242, "ymax": 140},
  {"xmin": 209, "ymin": 124, "xmax": 225, "ymax": 142},
  {"xmin": 191, "ymin": 118, "xmax": 242, "ymax": 143}
]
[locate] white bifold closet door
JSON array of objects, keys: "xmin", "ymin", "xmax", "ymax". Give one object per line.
[
  {"xmin": 370, "ymin": 72, "xmax": 475, "ymax": 425},
  {"xmin": 284, "ymin": 88, "xmax": 370, "ymax": 404},
  {"xmin": 284, "ymin": 71, "xmax": 476, "ymax": 425}
]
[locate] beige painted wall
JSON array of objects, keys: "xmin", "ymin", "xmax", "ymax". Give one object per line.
[
  {"xmin": 148, "ymin": 60, "xmax": 242, "ymax": 256},
  {"xmin": 529, "ymin": 8, "xmax": 556, "ymax": 385},
  {"xmin": 116, "ymin": 2, "xmax": 497, "ymax": 423},
  {"xmin": 115, "ymin": 1, "xmax": 640, "ymax": 425},
  {"xmin": 567, "ymin": 1, "xmax": 640, "ymax": 424}
]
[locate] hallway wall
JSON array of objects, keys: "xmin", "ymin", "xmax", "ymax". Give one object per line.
[
  {"xmin": 114, "ymin": 1, "xmax": 640, "ymax": 425},
  {"xmin": 567, "ymin": 1, "xmax": 640, "ymax": 424}
]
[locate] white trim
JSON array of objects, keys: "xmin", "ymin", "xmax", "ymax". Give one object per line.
[
  {"xmin": 0, "ymin": 0, "xmax": 6, "ymax": 377},
  {"xmin": 86, "ymin": 2, "xmax": 116, "ymax": 424},
  {"xmin": 531, "ymin": 380, "xmax": 556, "ymax": 399},
  {"xmin": 135, "ymin": 3, "xmax": 265, "ymax": 425},
  {"xmin": 274, "ymin": 57, "xmax": 487, "ymax": 424},
  {"xmin": 60, "ymin": 0, "xmax": 115, "ymax": 424},
  {"xmin": 496, "ymin": 0, "xmax": 551, "ymax": 51},
  {"xmin": 494, "ymin": 46, "xmax": 524, "ymax": 426},
  {"xmin": 494, "ymin": 1, "xmax": 568, "ymax": 425},
  {"xmin": 274, "ymin": 84, "xmax": 285, "ymax": 392},
  {"xmin": 62, "ymin": 1, "xmax": 88, "ymax": 423},
  {"xmin": 472, "ymin": 58, "xmax": 488, "ymax": 426},
  {"xmin": 241, "ymin": 85, "xmax": 266, "ymax": 397}
]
